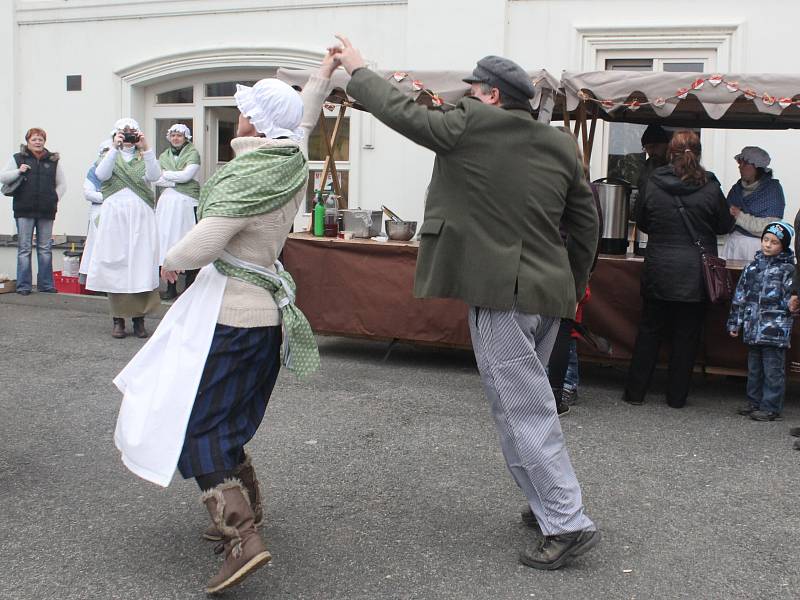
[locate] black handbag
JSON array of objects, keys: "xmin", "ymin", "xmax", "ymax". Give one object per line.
[
  {"xmin": 2, "ymin": 156, "xmax": 25, "ymax": 197},
  {"xmin": 1, "ymin": 176, "xmax": 24, "ymax": 197},
  {"xmin": 673, "ymin": 196, "xmax": 733, "ymax": 304}
]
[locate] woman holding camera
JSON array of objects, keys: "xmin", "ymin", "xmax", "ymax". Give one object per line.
[
  {"xmin": 155, "ymin": 124, "xmax": 201, "ymax": 299},
  {"xmin": 85, "ymin": 118, "xmax": 161, "ymax": 339}
]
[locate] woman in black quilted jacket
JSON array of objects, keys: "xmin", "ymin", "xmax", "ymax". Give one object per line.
[{"xmin": 623, "ymin": 130, "xmax": 734, "ymax": 408}]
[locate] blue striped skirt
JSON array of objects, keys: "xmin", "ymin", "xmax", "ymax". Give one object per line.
[{"xmin": 177, "ymin": 324, "xmax": 282, "ymax": 479}]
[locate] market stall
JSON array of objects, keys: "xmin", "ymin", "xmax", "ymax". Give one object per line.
[{"xmin": 278, "ymin": 67, "xmax": 800, "ymax": 375}]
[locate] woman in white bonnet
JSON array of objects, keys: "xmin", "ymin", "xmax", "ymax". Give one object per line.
[
  {"xmin": 155, "ymin": 123, "xmax": 202, "ymax": 299},
  {"xmin": 85, "ymin": 119, "xmax": 161, "ymax": 338},
  {"xmin": 113, "ymin": 50, "xmax": 337, "ymax": 594}
]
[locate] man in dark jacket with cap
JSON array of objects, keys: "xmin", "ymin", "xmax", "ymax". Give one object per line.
[
  {"xmin": 636, "ymin": 124, "xmax": 671, "ymax": 204},
  {"xmin": 333, "ymin": 35, "xmax": 600, "ymax": 569}
]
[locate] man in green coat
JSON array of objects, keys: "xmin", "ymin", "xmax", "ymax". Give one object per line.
[{"xmin": 334, "ymin": 36, "xmax": 600, "ymax": 570}]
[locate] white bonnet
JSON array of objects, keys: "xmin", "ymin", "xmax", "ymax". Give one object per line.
[
  {"xmin": 234, "ymin": 79, "xmax": 304, "ymax": 141},
  {"xmin": 166, "ymin": 123, "xmax": 192, "ymax": 140},
  {"xmin": 110, "ymin": 118, "xmax": 141, "ymax": 136}
]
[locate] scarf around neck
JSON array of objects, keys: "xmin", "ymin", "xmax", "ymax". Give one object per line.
[
  {"xmin": 99, "ymin": 151, "xmax": 154, "ymax": 208},
  {"xmin": 159, "ymin": 142, "xmax": 201, "ymax": 200},
  {"xmin": 727, "ymin": 172, "xmax": 785, "ymax": 218},
  {"xmin": 197, "ymin": 145, "xmax": 307, "ymax": 220}
]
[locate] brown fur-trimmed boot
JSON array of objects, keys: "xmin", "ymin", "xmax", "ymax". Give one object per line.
[
  {"xmin": 201, "ymin": 479, "xmax": 271, "ymax": 594},
  {"xmin": 204, "ymin": 452, "xmax": 264, "ymax": 541}
]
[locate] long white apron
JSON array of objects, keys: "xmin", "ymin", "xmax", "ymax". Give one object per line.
[
  {"xmin": 156, "ymin": 188, "xmax": 197, "ymax": 265},
  {"xmin": 113, "ymin": 264, "xmax": 227, "ymax": 486},
  {"xmin": 78, "ymin": 204, "xmax": 102, "ymax": 277},
  {"xmin": 85, "ymin": 188, "xmax": 160, "ymax": 293},
  {"xmin": 721, "ymin": 230, "xmax": 761, "ymax": 261}
]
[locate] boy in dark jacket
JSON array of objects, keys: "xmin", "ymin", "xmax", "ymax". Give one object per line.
[{"xmin": 728, "ymin": 221, "xmax": 795, "ymax": 421}]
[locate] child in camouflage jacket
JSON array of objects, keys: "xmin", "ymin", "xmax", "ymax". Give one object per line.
[{"xmin": 728, "ymin": 221, "xmax": 795, "ymax": 421}]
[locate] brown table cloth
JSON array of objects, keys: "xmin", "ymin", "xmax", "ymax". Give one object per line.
[{"xmin": 283, "ymin": 234, "xmax": 800, "ymax": 374}]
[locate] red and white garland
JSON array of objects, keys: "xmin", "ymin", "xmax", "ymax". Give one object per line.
[
  {"xmin": 576, "ymin": 74, "xmax": 799, "ymax": 112},
  {"xmin": 390, "ymin": 72, "xmax": 446, "ymax": 107}
]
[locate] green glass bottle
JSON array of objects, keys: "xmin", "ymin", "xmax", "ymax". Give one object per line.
[{"xmin": 313, "ymin": 190, "xmax": 325, "ymax": 237}]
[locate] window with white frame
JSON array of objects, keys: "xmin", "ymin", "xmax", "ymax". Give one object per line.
[
  {"xmin": 601, "ymin": 52, "xmax": 711, "ymax": 186},
  {"xmin": 145, "ymin": 73, "xmax": 352, "ymax": 199}
]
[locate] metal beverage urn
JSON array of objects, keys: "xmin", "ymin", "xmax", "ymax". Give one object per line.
[{"xmin": 593, "ymin": 177, "xmax": 632, "ymax": 255}]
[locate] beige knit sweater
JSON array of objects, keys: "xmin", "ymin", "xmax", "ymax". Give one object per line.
[{"xmin": 162, "ymin": 74, "xmax": 330, "ymax": 327}]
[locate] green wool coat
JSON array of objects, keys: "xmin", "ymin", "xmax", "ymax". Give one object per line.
[{"xmin": 347, "ymin": 68, "xmax": 599, "ymax": 319}]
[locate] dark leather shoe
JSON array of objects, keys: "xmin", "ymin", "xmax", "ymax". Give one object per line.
[
  {"xmin": 132, "ymin": 317, "xmax": 149, "ymax": 339},
  {"xmin": 738, "ymin": 404, "xmax": 757, "ymax": 416},
  {"xmin": 622, "ymin": 392, "xmax": 644, "ymax": 406},
  {"xmin": 519, "ymin": 529, "xmax": 600, "ymax": 570},
  {"xmin": 790, "ymin": 427, "xmax": 800, "ymax": 437},
  {"xmin": 112, "ymin": 318, "xmax": 126, "ymax": 339},
  {"xmin": 521, "ymin": 507, "xmax": 542, "ymax": 533},
  {"xmin": 750, "ymin": 410, "xmax": 782, "ymax": 421}
]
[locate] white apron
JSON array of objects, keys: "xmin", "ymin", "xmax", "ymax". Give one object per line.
[
  {"xmin": 721, "ymin": 230, "xmax": 761, "ymax": 261},
  {"xmin": 78, "ymin": 204, "xmax": 102, "ymax": 276},
  {"xmin": 113, "ymin": 264, "xmax": 227, "ymax": 486},
  {"xmin": 156, "ymin": 188, "xmax": 197, "ymax": 265},
  {"xmin": 85, "ymin": 188, "xmax": 160, "ymax": 293}
]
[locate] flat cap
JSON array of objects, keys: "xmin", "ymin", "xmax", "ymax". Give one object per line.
[{"xmin": 463, "ymin": 55, "xmax": 535, "ymax": 101}]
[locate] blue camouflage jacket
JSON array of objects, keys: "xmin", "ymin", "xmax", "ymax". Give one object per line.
[{"xmin": 727, "ymin": 249, "xmax": 795, "ymax": 347}]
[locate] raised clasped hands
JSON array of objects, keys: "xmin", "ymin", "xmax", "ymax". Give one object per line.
[{"xmin": 330, "ymin": 34, "xmax": 366, "ymax": 75}]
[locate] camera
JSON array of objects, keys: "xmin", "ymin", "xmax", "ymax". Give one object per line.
[{"xmin": 122, "ymin": 131, "xmax": 140, "ymax": 144}]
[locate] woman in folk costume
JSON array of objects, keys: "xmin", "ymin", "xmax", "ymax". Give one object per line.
[
  {"xmin": 78, "ymin": 140, "xmax": 112, "ymax": 285},
  {"xmin": 86, "ymin": 118, "xmax": 161, "ymax": 339},
  {"xmin": 155, "ymin": 124, "xmax": 201, "ymax": 300},
  {"xmin": 113, "ymin": 53, "xmax": 336, "ymax": 594}
]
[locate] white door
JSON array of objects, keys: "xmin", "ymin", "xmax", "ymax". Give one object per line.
[{"xmin": 204, "ymin": 107, "xmax": 240, "ymax": 180}]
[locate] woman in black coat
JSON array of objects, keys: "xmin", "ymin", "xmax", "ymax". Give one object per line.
[{"xmin": 624, "ymin": 130, "xmax": 735, "ymax": 408}]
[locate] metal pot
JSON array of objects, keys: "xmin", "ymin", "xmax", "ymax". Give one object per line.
[
  {"xmin": 593, "ymin": 177, "xmax": 632, "ymax": 255},
  {"xmin": 341, "ymin": 209, "xmax": 383, "ymax": 238}
]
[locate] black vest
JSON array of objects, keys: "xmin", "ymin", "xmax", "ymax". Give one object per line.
[{"xmin": 12, "ymin": 147, "xmax": 60, "ymax": 220}]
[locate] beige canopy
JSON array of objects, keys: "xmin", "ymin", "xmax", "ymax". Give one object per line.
[
  {"xmin": 276, "ymin": 67, "xmax": 560, "ymax": 113},
  {"xmin": 561, "ymin": 71, "xmax": 800, "ymax": 129}
]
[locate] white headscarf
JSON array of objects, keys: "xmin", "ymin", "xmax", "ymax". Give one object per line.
[
  {"xmin": 110, "ymin": 118, "xmax": 141, "ymax": 136},
  {"xmin": 234, "ymin": 79, "xmax": 304, "ymax": 141},
  {"xmin": 166, "ymin": 123, "xmax": 192, "ymax": 140}
]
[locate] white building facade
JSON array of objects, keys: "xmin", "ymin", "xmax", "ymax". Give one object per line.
[{"xmin": 2, "ymin": 0, "xmax": 799, "ymax": 242}]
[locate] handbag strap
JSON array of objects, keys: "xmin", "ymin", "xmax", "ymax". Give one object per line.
[{"xmin": 672, "ymin": 195, "xmax": 708, "ymax": 254}]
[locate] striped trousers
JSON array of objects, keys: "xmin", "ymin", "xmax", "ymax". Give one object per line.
[{"xmin": 469, "ymin": 304, "xmax": 595, "ymax": 536}]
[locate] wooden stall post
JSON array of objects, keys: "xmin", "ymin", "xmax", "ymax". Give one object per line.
[{"xmin": 318, "ymin": 104, "xmax": 348, "ymax": 208}]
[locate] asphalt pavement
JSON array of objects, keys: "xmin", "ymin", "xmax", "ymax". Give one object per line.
[{"xmin": 1, "ymin": 291, "xmax": 798, "ymax": 600}]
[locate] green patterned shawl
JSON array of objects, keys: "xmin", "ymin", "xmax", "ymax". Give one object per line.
[
  {"xmin": 158, "ymin": 143, "xmax": 201, "ymax": 200},
  {"xmin": 197, "ymin": 146, "xmax": 307, "ymax": 219},
  {"xmin": 99, "ymin": 152, "xmax": 155, "ymax": 208}
]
